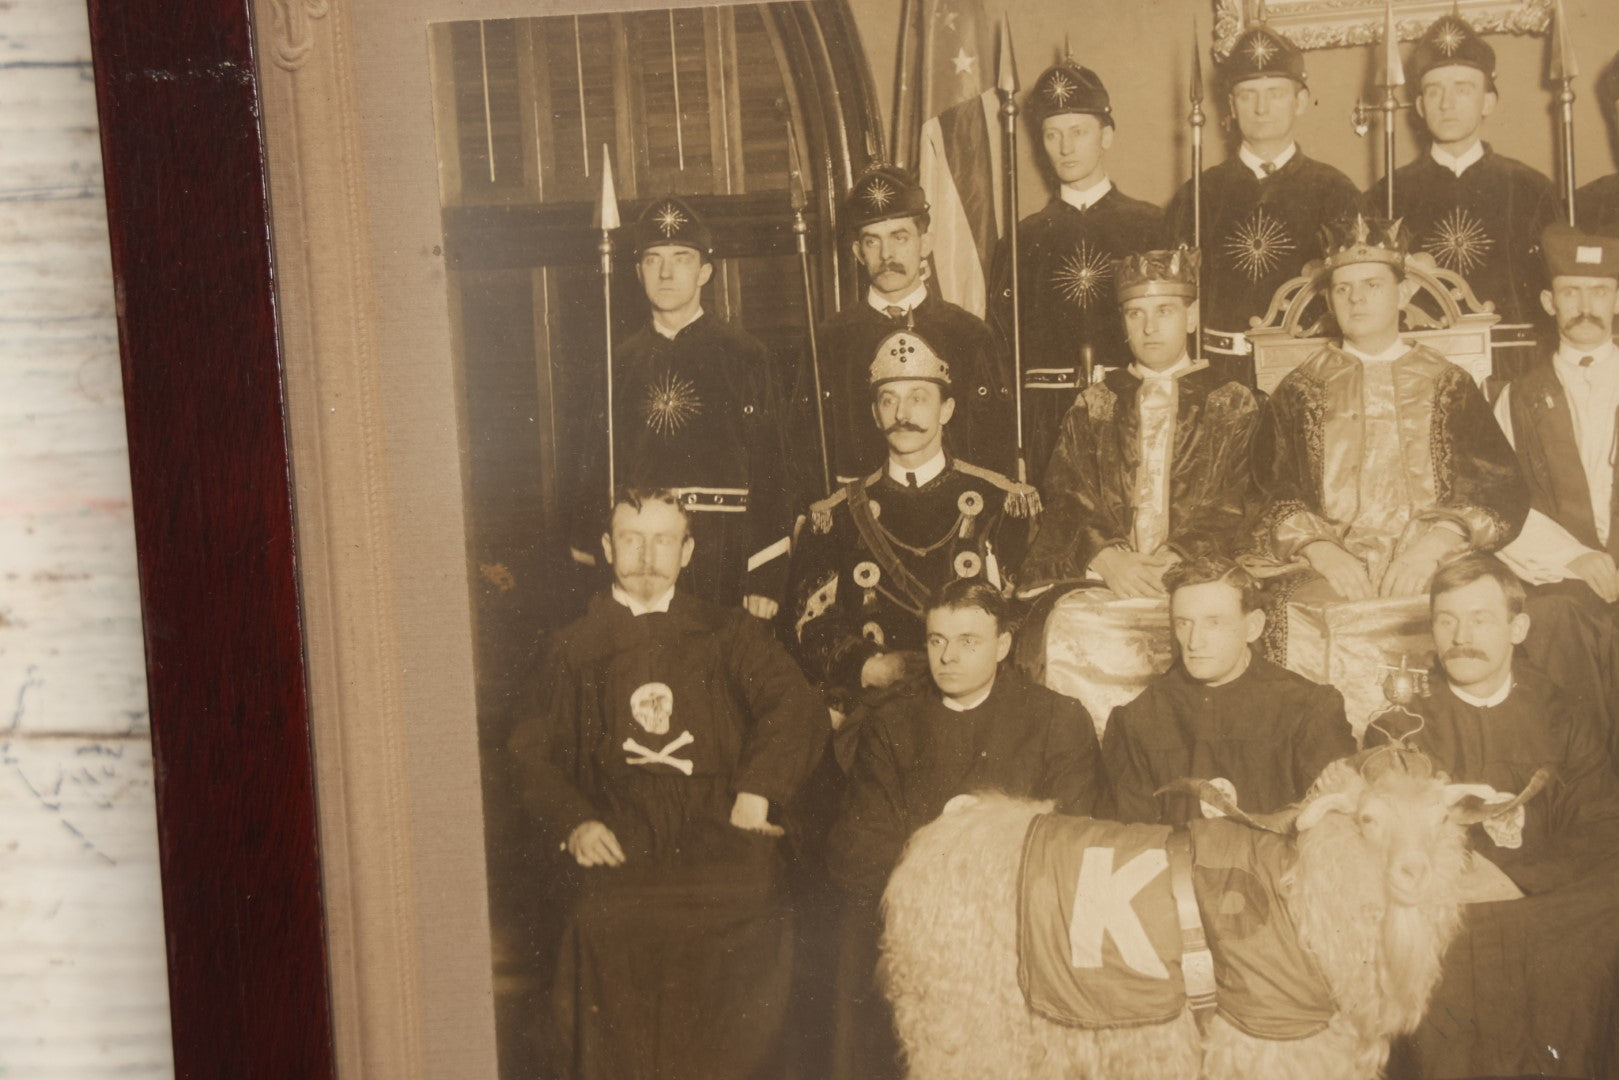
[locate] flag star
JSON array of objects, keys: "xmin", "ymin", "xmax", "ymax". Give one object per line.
[
  {"xmin": 943, "ymin": 10, "xmax": 959, "ymax": 30},
  {"xmin": 952, "ymin": 48, "xmax": 976, "ymax": 76}
]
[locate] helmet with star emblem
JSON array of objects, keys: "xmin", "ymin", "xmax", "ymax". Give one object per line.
[
  {"xmin": 845, "ymin": 165, "xmax": 930, "ymax": 233},
  {"xmin": 1411, "ymin": 13, "xmax": 1496, "ymax": 91},
  {"xmin": 1317, "ymin": 214, "xmax": 1410, "ymax": 277},
  {"xmin": 1219, "ymin": 23, "xmax": 1306, "ymax": 91},
  {"xmin": 632, "ymin": 196, "xmax": 714, "ymax": 259},
  {"xmin": 1027, "ymin": 58, "xmax": 1114, "ymax": 129},
  {"xmin": 869, "ymin": 328, "xmax": 951, "ymax": 389},
  {"xmin": 1115, "ymin": 246, "xmax": 1200, "ymax": 302}
]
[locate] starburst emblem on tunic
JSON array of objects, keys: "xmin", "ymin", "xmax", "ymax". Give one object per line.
[
  {"xmin": 1053, "ymin": 241, "xmax": 1112, "ymax": 308},
  {"xmin": 652, "ymin": 202, "xmax": 687, "ymax": 238},
  {"xmin": 1424, "ymin": 208, "xmax": 1493, "ymax": 274},
  {"xmin": 1434, "ymin": 22, "xmax": 1465, "ymax": 56},
  {"xmin": 1224, "ymin": 208, "xmax": 1295, "ymax": 282},
  {"xmin": 1045, "ymin": 71, "xmax": 1076, "ymax": 106},
  {"xmin": 1246, "ymin": 34, "xmax": 1278, "ymax": 66},
  {"xmin": 864, "ymin": 179, "xmax": 896, "ymax": 212},
  {"xmin": 644, "ymin": 371, "xmax": 702, "ymax": 434}
]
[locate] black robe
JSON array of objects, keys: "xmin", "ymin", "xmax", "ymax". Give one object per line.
[
  {"xmin": 1575, "ymin": 172, "xmax": 1619, "ymax": 235},
  {"xmin": 792, "ymin": 292, "xmax": 1015, "ymax": 493},
  {"xmin": 508, "ymin": 590, "xmax": 827, "ymax": 1080},
  {"xmin": 1021, "ymin": 363, "xmax": 1259, "ymax": 582},
  {"xmin": 604, "ymin": 314, "xmax": 792, "ymax": 604},
  {"xmin": 986, "ymin": 188, "xmax": 1169, "ymax": 486},
  {"xmin": 1367, "ymin": 666, "xmax": 1619, "ymax": 1080},
  {"xmin": 1378, "ymin": 146, "xmax": 1559, "ymax": 376},
  {"xmin": 1166, "ymin": 151, "xmax": 1361, "ymax": 381},
  {"xmin": 1102, "ymin": 654, "xmax": 1354, "ymax": 825}
]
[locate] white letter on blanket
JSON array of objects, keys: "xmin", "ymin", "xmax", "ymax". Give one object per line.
[{"xmin": 1069, "ymin": 847, "xmax": 1169, "ymax": 979}]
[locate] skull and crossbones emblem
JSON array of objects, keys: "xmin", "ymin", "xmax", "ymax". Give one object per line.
[{"xmin": 625, "ymin": 682, "xmax": 695, "ymax": 774}]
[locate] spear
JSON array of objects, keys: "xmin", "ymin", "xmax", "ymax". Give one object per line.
[
  {"xmin": 1550, "ymin": 0, "xmax": 1579, "ymax": 226},
  {"xmin": 594, "ymin": 144, "xmax": 621, "ymax": 507},
  {"xmin": 1378, "ymin": 0, "xmax": 1405, "ymax": 218},
  {"xmin": 1189, "ymin": 17, "xmax": 1205, "ymax": 362},
  {"xmin": 996, "ymin": 12, "xmax": 1027, "ymax": 483},
  {"xmin": 787, "ymin": 120, "xmax": 833, "ymax": 495}
]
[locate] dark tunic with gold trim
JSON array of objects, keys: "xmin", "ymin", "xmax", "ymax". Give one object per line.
[
  {"xmin": 1022, "ymin": 363, "xmax": 1259, "ymax": 582},
  {"xmin": 508, "ymin": 589, "xmax": 826, "ymax": 1080},
  {"xmin": 1166, "ymin": 153, "xmax": 1361, "ymax": 376},
  {"xmin": 1379, "ymin": 147, "xmax": 1559, "ymax": 375},
  {"xmin": 785, "ymin": 459, "xmax": 1036, "ymax": 699},
  {"xmin": 608, "ymin": 314, "xmax": 792, "ymax": 604},
  {"xmin": 1576, "ymin": 172, "xmax": 1619, "ymax": 234},
  {"xmin": 795, "ymin": 294, "xmax": 1015, "ymax": 493},
  {"xmin": 1249, "ymin": 342, "xmax": 1528, "ymax": 571},
  {"xmin": 986, "ymin": 189, "xmax": 1168, "ymax": 486}
]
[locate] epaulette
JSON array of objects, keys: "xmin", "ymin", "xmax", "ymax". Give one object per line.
[
  {"xmin": 953, "ymin": 460, "xmax": 1042, "ymax": 518},
  {"xmin": 808, "ymin": 486, "xmax": 849, "ymax": 534}
]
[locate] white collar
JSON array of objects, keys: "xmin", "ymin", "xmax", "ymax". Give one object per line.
[
  {"xmin": 1430, "ymin": 140, "xmax": 1485, "ymax": 177},
  {"xmin": 1239, "ymin": 142, "xmax": 1296, "ymax": 179},
  {"xmin": 868, "ymin": 281, "xmax": 928, "ymax": 315},
  {"xmin": 1554, "ymin": 339, "xmax": 1619, "ymax": 370},
  {"xmin": 611, "ymin": 583, "xmax": 675, "ymax": 616},
  {"xmin": 651, "ymin": 307, "xmax": 704, "ymax": 340},
  {"xmin": 1449, "ymin": 673, "xmax": 1513, "ymax": 708},
  {"xmin": 887, "ymin": 448, "xmax": 947, "ymax": 487},
  {"xmin": 941, "ymin": 681, "xmax": 995, "ymax": 712},
  {"xmin": 1343, "ymin": 338, "xmax": 1409, "ymax": 365},
  {"xmin": 1059, "ymin": 176, "xmax": 1113, "ymax": 212},
  {"xmin": 1129, "ymin": 354, "xmax": 1198, "ymax": 382}
]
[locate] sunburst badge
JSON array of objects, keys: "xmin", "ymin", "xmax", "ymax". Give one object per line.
[
  {"xmin": 652, "ymin": 202, "xmax": 687, "ymax": 238},
  {"xmin": 1434, "ymin": 23, "xmax": 1465, "ymax": 57},
  {"xmin": 864, "ymin": 178, "xmax": 896, "ymax": 212},
  {"xmin": 1224, "ymin": 208, "xmax": 1296, "ymax": 282},
  {"xmin": 1246, "ymin": 34, "xmax": 1277, "ymax": 66},
  {"xmin": 1045, "ymin": 71, "xmax": 1075, "ymax": 107},
  {"xmin": 1053, "ymin": 240, "xmax": 1112, "ymax": 308},
  {"xmin": 1423, "ymin": 208, "xmax": 1493, "ymax": 275},
  {"xmin": 644, "ymin": 371, "xmax": 703, "ymax": 434}
]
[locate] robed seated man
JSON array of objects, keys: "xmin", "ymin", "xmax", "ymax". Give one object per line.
[
  {"xmin": 508, "ymin": 487, "xmax": 826, "ymax": 1080},
  {"xmin": 1102, "ymin": 555, "xmax": 1353, "ymax": 825},
  {"xmin": 823, "ymin": 578, "xmax": 1104, "ymax": 1078},
  {"xmin": 1365, "ymin": 554, "xmax": 1619, "ymax": 1079}
]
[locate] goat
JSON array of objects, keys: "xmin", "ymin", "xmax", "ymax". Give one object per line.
[{"xmin": 879, "ymin": 746, "xmax": 1546, "ymax": 1080}]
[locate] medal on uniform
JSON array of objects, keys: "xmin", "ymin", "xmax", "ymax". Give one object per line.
[
  {"xmin": 957, "ymin": 489, "xmax": 983, "ymax": 540},
  {"xmin": 953, "ymin": 550, "xmax": 982, "ymax": 578},
  {"xmin": 853, "ymin": 560, "xmax": 881, "ymax": 606}
]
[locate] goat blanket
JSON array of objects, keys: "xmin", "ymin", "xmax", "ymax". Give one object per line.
[{"xmin": 1018, "ymin": 813, "xmax": 1334, "ymax": 1039}]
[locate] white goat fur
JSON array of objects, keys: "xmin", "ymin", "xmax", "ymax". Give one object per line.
[{"xmin": 879, "ymin": 763, "xmax": 1471, "ymax": 1080}]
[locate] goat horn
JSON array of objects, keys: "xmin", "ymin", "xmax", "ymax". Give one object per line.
[
  {"xmin": 1154, "ymin": 779, "xmax": 1299, "ymax": 834},
  {"xmin": 1448, "ymin": 766, "xmax": 1554, "ymax": 825}
]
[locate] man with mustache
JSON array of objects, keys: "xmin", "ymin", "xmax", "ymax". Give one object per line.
[
  {"xmin": 1493, "ymin": 224, "xmax": 1619, "ymax": 765},
  {"xmin": 794, "ymin": 166, "xmax": 1014, "ymax": 494},
  {"xmin": 509, "ymin": 487, "xmax": 826, "ymax": 1080}
]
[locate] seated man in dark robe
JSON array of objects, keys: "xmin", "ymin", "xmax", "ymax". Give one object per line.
[
  {"xmin": 1102, "ymin": 555, "xmax": 1353, "ymax": 825},
  {"xmin": 1366, "ymin": 554, "xmax": 1619, "ymax": 1080},
  {"xmin": 508, "ymin": 487, "xmax": 826, "ymax": 1080},
  {"xmin": 825, "ymin": 578, "xmax": 1104, "ymax": 1079}
]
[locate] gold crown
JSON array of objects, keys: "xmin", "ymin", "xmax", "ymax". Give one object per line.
[
  {"xmin": 1319, "ymin": 215, "xmax": 1409, "ymax": 274},
  {"xmin": 869, "ymin": 329, "xmax": 951, "ymax": 387},
  {"xmin": 1114, "ymin": 247, "xmax": 1200, "ymax": 302}
]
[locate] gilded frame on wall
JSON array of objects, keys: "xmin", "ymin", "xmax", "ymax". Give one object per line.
[{"xmin": 1213, "ymin": 0, "xmax": 1553, "ymax": 56}]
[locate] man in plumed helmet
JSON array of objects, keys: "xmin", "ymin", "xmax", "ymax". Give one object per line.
[
  {"xmin": 1166, "ymin": 22, "xmax": 1361, "ymax": 387},
  {"xmin": 785, "ymin": 326, "xmax": 1039, "ymax": 706},
  {"xmin": 985, "ymin": 55, "xmax": 1167, "ymax": 489},
  {"xmin": 1377, "ymin": 11, "xmax": 1558, "ymax": 378},
  {"xmin": 1249, "ymin": 216, "xmax": 1528, "ymax": 608},
  {"xmin": 1023, "ymin": 247, "xmax": 1260, "ymax": 592},
  {"xmin": 591, "ymin": 196, "xmax": 792, "ymax": 616},
  {"xmin": 794, "ymin": 166, "xmax": 1014, "ymax": 495}
]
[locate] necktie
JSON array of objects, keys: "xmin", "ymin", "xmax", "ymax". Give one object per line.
[
  {"xmin": 885, "ymin": 305, "xmax": 906, "ymax": 320},
  {"xmin": 906, "ymin": 471, "xmax": 919, "ymax": 488},
  {"xmin": 1581, "ymin": 355, "xmax": 1595, "ymax": 367},
  {"xmin": 1260, "ymin": 160, "xmax": 1277, "ymax": 177}
]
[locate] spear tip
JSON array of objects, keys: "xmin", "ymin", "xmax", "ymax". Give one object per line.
[
  {"xmin": 1190, "ymin": 17, "xmax": 1204, "ymax": 104},
  {"xmin": 1550, "ymin": 0, "xmax": 1579, "ymax": 81},
  {"xmin": 997, "ymin": 11, "xmax": 1019, "ymax": 95},
  {"xmin": 786, "ymin": 120, "xmax": 807, "ymax": 211},
  {"xmin": 1382, "ymin": 0, "xmax": 1406, "ymax": 89},
  {"xmin": 594, "ymin": 144, "xmax": 621, "ymax": 231}
]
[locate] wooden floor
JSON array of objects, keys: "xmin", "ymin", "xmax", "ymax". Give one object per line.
[{"xmin": 0, "ymin": 1, "xmax": 173, "ymax": 1075}]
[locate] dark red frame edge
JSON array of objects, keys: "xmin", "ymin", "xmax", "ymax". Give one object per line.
[{"xmin": 86, "ymin": 2, "xmax": 336, "ymax": 1077}]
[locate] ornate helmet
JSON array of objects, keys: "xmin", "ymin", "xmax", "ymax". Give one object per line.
[
  {"xmin": 1318, "ymin": 215, "xmax": 1410, "ymax": 275},
  {"xmin": 869, "ymin": 328, "xmax": 951, "ymax": 388},
  {"xmin": 1541, "ymin": 223, "xmax": 1619, "ymax": 282},
  {"xmin": 1114, "ymin": 246, "xmax": 1200, "ymax": 302},
  {"xmin": 1219, "ymin": 23, "xmax": 1306, "ymax": 91},
  {"xmin": 845, "ymin": 165, "xmax": 929, "ymax": 232},
  {"xmin": 1027, "ymin": 59, "xmax": 1114, "ymax": 128},
  {"xmin": 1411, "ymin": 13, "xmax": 1496, "ymax": 90},
  {"xmin": 632, "ymin": 196, "xmax": 714, "ymax": 258}
]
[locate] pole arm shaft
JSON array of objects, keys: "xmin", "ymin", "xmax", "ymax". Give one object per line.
[
  {"xmin": 794, "ymin": 210, "xmax": 834, "ymax": 494},
  {"xmin": 1000, "ymin": 94, "xmax": 1026, "ymax": 482},
  {"xmin": 600, "ymin": 231, "xmax": 616, "ymax": 507}
]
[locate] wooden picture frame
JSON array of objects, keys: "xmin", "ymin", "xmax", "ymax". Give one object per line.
[{"xmin": 1212, "ymin": 0, "xmax": 1552, "ymax": 56}]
